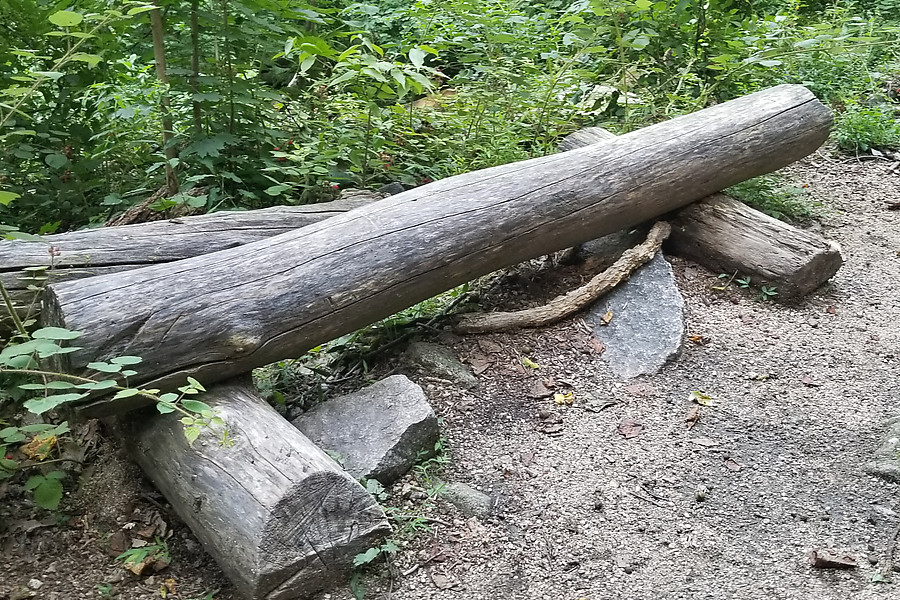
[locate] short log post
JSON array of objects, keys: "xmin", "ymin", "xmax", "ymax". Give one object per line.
[{"xmin": 115, "ymin": 378, "xmax": 390, "ymax": 600}]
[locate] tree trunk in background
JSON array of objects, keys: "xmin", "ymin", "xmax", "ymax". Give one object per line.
[{"xmin": 149, "ymin": 8, "xmax": 178, "ymax": 196}]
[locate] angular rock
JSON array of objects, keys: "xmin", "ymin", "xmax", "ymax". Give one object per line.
[
  {"xmin": 403, "ymin": 341, "xmax": 478, "ymax": 389},
  {"xmin": 864, "ymin": 416, "xmax": 900, "ymax": 483},
  {"xmin": 586, "ymin": 252, "xmax": 684, "ymax": 378},
  {"xmin": 292, "ymin": 375, "xmax": 440, "ymax": 485},
  {"xmin": 440, "ymin": 481, "xmax": 493, "ymax": 518}
]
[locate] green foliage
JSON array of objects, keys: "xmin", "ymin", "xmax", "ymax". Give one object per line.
[
  {"xmin": 116, "ymin": 538, "xmax": 170, "ymax": 568},
  {"xmin": 834, "ymin": 103, "xmax": 900, "ymax": 152},
  {"xmin": 726, "ymin": 174, "xmax": 821, "ymax": 223}
]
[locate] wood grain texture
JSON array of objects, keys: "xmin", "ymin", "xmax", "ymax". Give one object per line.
[
  {"xmin": 667, "ymin": 193, "xmax": 843, "ymax": 298},
  {"xmin": 45, "ymin": 85, "xmax": 832, "ymax": 416},
  {"xmin": 0, "ymin": 197, "xmax": 376, "ymax": 333},
  {"xmin": 116, "ymin": 378, "xmax": 389, "ymax": 600},
  {"xmin": 559, "ymin": 127, "xmax": 843, "ymax": 300}
]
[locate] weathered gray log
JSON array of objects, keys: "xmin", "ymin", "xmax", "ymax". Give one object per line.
[
  {"xmin": 116, "ymin": 378, "xmax": 390, "ymax": 600},
  {"xmin": 0, "ymin": 197, "xmax": 377, "ymax": 334},
  {"xmin": 560, "ymin": 127, "xmax": 843, "ymax": 299},
  {"xmin": 45, "ymin": 84, "xmax": 832, "ymax": 417},
  {"xmin": 666, "ymin": 194, "xmax": 843, "ymax": 298}
]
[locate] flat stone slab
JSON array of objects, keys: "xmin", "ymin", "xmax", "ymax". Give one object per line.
[
  {"xmin": 864, "ymin": 416, "xmax": 900, "ymax": 483},
  {"xmin": 404, "ymin": 341, "xmax": 478, "ymax": 389},
  {"xmin": 439, "ymin": 481, "xmax": 493, "ymax": 519},
  {"xmin": 585, "ymin": 252, "xmax": 684, "ymax": 378},
  {"xmin": 292, "ymin": 375, "xmax": 440, "ymax": 485}
]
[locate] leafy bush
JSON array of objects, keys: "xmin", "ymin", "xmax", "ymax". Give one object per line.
[{"xmin": 834, "ymin": 103, "xmax": 900, "ymax": 152}]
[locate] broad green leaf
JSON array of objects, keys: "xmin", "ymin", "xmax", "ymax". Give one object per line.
[
  {"xmin": 31, "ymin": 476, "xmax": 63, "ymax": 510},
  {"xmin": 184, "ymin": 427, "xmax": 201, "ymax": 445},
  {"xmin": 353, "ymin": 547, "xmax": 380, "ymax": 567},
  {"xmin": 186, "ymin": 377, "xmax": 206, "ymax": 392},
  {"xmin": 126, "ymin": 5, "xmax": 157, "ymax": 16},
  {"xmin": 45, "ymin": 153, "xmax": 67, "ymax": 169},
  {"xmin": 112, "ymin": 388, "xmax": 141, "ymax": 399},
  {"xmin": 409, "ymin": 47, "xmax": 426, "ymax": 68},
  {"xmin": 48, "ymin": 10, "xmax": 83, "ymax": 27},
  {"xmin": 0, "ymin": 191, "xmax": 20, "ymax": 206},
  {"xmin": 634, "ymin": 0, "xmax": 653, "ymax": 9},
  {"xmin": 329, "ymin": 70, "xmax": 356, "ymax": 87},
  {"xmin": 156, "ymin": 402, "xmax": 176, "ymax": 414},
  {"xmin": 74, "ymin": 380, "xmax": 118, "ymax": 391},
  {"xmin": 31, "ymin": 327, "xmax": 82, "ymax": 340},
  {"xmin": 87, "ymin": 362, "xmax": 122, "ymax": 373},
  {"xmin": 70, "ymin": 53, "xmax": 102, "ymax": 66},
  {"xmin": 181, "ymin": 400, "xmax": 212, "ymax": 414},
  {"xmin": 24, "ymin": 393, "xmax": 88, "ymax": 415},
  {"xmin": 110, "ymin": 356, "xmax": 142, "ymax": 365}
]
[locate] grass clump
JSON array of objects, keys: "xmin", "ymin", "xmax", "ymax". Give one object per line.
[
  {"xmin": 834, "ymin": 104, "xmax": 900, "ymax": 153},
  {"xmin": 726, "ymin": 174, "xmax": 822, "ymax": 224}
]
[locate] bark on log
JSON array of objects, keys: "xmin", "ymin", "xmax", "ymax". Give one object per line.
[
  {"xmin": 0, "ymin": 197, "xmax": 378, "ymax": 334},
  {"xmin": 454, "ymin": 221, "xmax": 671, "ymax": 333},
  {"xmin": 666, "ymin": 194, "xmax": 843, "ymax": 299},
  {"xmin": 115, "ymin": 378, "xmax": 390, "ymax": 600},
  {"xmin": 45, "ymin": 84, "xmax": 832, "ymax": 417},
  {"xmin": 560, "ymin": 128, "xmax": 843, "ymax": 299}
]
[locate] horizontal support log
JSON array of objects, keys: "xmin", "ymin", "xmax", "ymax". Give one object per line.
[
  {"xmin": 666, "ymin": 194, "xmax": 843, "ymax": 298},
  {"xmin": 115, "ymin": 378, "xmax": 389, "ymax": 600},
  {"xmin": 0, "ymin": 197, "xmax": 377, "ymax": 334},
  {"xmin": 559, "ymin": 127, "xmax": 843, "ymax": 299},
  {"xmin": 45, "ymin": 85, "xmax": 832, "ymax": 417}
]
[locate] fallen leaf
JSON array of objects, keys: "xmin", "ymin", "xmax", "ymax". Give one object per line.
[
  {"xmin": 825, "ymin": 305, "xmax": 837, "ymax": 315},
  {"xmin": 588, "ymin": 337, "xmax": 606, "ymax": 355},
  {"xmin": 740, "ymin": 313, "xmax": 755, "ymax": 324},
  {"xmin": 21, "ymin": 435, "xmax": 56, "ymax": 460},
  {"xmin": 689, "ymin": 437, "xmax": 719, "ymax": 448},
  {"xmin": 617, "ymin": 419, "xmax": 644, "ymax": 439},
  {"xmin": 800, "ymin": 374, "xmax": 822, "ymax": 387},
  {"xmin": 467, "ymin": 353, "xmax": 492, "ymax": 376},
  {"xmin": 688, "ymin": 334, "xmax": 709, "ymax": 345},
  {"xmin": 688, "ymin": 390, "xmax": 716, "ymax": 406},
  {"xmin": 624, "ymin": 382, "xmax": 654, "ymax": 397},
  {"xmin": 809, "ymin": 549, "xmax": 857, "ymax": 569},
  {"xmin": 135, "ymin": 525, "xmax": 156, "ymax": 539},
  {"xmin": 600, "ymin": 310, "xmax": 614, "ymax": 325},
  {"xmin": 745, "ymin": 372, "xmax": 773, "ymax": 381},
  {"xmin": 538, "ymin": 423, "xmax": 564, "ymax": 435},
  {"xmin": 685, "ymin": 405, "xmax": 700, "ymax": 429},
  {"xmin": 724, "ymin": 458, "xmax": 742, "ymax": 471},
  {"xmin": 478, "ymin": 339, "xmax": 503, "ymax": 354},
  {"xmin": 107, "ymin": 530, "xmax": 129, "ymax": 556},
  {"xmin": 554, "ymin": 391, "xmax": 575, "ymax": 405},
  {"xmin": 519, "ymin": 451, "xmax": 535, "ymax": 467},
  {"xmin": 522, "ymin": 357, "xmax": 541, "ymax": 369},
  {"xmin": 529, "ymin": 380, "xmax": 554, "ymax": 398}
]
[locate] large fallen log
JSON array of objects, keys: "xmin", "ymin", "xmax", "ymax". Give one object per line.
[
  {"xmin": 115, "ymin": 378, "xmax": 390, "ymax": 600},
  {"xmin": 44, "ymin": 85, "xmax": 832, "ymax": 417},
  {"xmin": 0, "ymin": 196, "xmax": 377, "ymax": 333},
  {"xmin": 560, "ymin": 127, "xmax": 843, "ymax": 299}
]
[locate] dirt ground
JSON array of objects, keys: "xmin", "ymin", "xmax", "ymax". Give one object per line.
[{"xmin": 1, "ymin": 149, "xmax": 899, "ymax": 600}]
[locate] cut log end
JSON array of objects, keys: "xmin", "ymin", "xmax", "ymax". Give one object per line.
[{"xmin": 116, "ymin": 380, "xmax": 389, "ymax": 599}]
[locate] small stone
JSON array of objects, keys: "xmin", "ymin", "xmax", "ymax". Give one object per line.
[
  {"xmin": 868, "ymin": 553, "xmax": 879, "ymax": 565},
  {"xmin": 624, "ymin": 566, "xmax": 634, "ymax": 574},
  {"xmin": 403, "ymin": 342, "xmax": 478, "ymax": 389},
  {"xmin": 27, "ymin": 580, "xmax": 42, "ymax": 591},
  {"xmin": 440, "ymin": 481, "xmax": 493, "ymax": 518}
]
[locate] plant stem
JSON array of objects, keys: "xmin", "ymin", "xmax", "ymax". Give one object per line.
[{"xmin": 0, "ymin": 279, "xmax": 27, "ymax": 337}]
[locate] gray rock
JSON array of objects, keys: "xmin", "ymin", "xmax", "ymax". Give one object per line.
[
  {"xmin": 292, "ymin": 375, "xmax": 439, "ymax": 485},
  {"xmin": 404, "ymin": 341, "xmax": 478, "ymax": 388},
  {"xmin": 586, "ymin": 252, "xmax": 684, "ymax": 378},
  {"xmin": 440, "ymin": 481, "xmax": 493, "ymax": 518},
  {"xmin": 864, "ymin": 416, "xmax": 900, "ymax": 483},
  {"xmin": 378, "ymin": 182, "xmax": 407, "ymax": 196}
]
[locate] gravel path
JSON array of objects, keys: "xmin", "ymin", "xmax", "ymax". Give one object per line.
[{"xmin": 319, "ymin": 153, "xmax": 900, "ymax": 600}]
